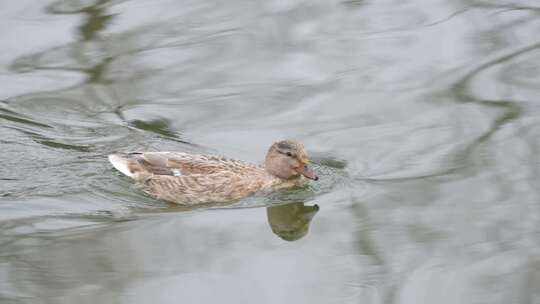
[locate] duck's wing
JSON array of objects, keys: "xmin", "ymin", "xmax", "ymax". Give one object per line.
[
  {"xmin": 138, "ymin": 171, "xmax": 262, "ymax": 204},
  {"xmin": 108, "ymin": 152, "xmax": 259, "ymax": 179}
]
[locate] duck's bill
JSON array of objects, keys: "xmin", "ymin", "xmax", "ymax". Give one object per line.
[{"xmin": 298, "ymin": 164, "xmax": 319, "ymax": 180}]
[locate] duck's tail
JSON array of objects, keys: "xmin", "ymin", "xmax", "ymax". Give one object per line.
[{"xmin": 108, "ymin": 154, "xmax": 137, "ymax": 178}]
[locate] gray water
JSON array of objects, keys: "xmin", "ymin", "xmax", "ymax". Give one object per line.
[{"xmin": 1, "ymin": 0, "xmax": 540, "ymax": 303}]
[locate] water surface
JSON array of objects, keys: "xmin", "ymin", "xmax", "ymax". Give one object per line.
[{"xmin": 1, "ymin": 0, "xmax": 540, "ymax": 303}]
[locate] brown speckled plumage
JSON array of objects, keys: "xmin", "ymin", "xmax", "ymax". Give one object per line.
[{"xmin": 108, "ymin": 140, "xmax": 318, "ymax": 205}]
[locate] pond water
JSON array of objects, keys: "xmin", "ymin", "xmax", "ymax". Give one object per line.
[{"xmin": 1, "ymin": 0, "xmax": 540, "ymax": 303}]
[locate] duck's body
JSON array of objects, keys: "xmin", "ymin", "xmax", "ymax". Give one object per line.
[{"xmin": 109, "ymin": 141, "xmax": 317, "ymax": 205}]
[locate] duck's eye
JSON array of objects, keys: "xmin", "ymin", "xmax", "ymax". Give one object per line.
[{"xmin": 286, "ymin": 152, "xmax": 293, "ymax": 157}]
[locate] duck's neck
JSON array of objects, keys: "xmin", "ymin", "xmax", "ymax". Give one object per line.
[
  {"xmin": 262, "ymin": 169, "xmax": 304, "ymax": 187},
  {"xmin": 262, "ymin": 165, "xmax": 298, "ymax": 180}
]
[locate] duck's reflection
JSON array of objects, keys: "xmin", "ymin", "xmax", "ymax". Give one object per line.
[{"xmin": 266, "ymin": 202, "xmax": 319, "ymax": 241}]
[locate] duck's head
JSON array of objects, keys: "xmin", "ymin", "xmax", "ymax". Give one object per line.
[{"xmin": 265, "ymin": 140, "xmax": 318, "ymax": 180}]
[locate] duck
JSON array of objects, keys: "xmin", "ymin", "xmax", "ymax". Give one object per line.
[{"xmin": 108, "ymin": 140, "xmax": 318, "ymax": 205}]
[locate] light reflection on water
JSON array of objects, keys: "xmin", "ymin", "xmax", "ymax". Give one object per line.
[{"xmin": 1, "ymin": 0, "xmax": 540, "ymax": 303}]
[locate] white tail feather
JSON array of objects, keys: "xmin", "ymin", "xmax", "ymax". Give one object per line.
[{"xmin": 108, "ymin": 154, "xmax": 135, "ymax": 178}]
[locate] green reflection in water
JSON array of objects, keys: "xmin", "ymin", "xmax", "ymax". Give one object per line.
[
  {"xmin": 129, "ymin": 119, "xmax": 180, "ymax": 140},
  {"xmin": 0, "ymin": 106, "xmax": 53, "ymax": 129},
  {"xmin": 78, "ymin": 1, "xmax": 115, "ymax": 41},
  {"xmin": 266, "ymin": 202, "xmax": 319, "ymax": 241}
]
